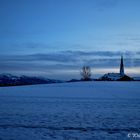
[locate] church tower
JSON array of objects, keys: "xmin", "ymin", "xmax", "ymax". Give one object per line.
[{"xmin": 120, "ymin": 55, "xmax": 124, "ymax": 76}]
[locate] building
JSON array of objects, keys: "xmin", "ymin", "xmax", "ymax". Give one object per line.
[
  {"xmin": 99, "ymin": 56, "xmax": 133, "ymax": 81},
  {"xmin": 120, "ymin": 55, "xmax": 124, "ymax": 76}
]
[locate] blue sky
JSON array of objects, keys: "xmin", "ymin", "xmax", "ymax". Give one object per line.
[{"xmin": 0, "ymin": 0, "xmax": 140, "ymax": 79}]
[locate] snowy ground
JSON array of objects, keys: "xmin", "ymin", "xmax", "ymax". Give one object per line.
[{"xmin": 0, "ymin": 81, "xmax": 140, "ymax": 140}]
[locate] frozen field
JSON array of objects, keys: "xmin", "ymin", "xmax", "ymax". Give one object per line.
[{"xmin": 0, "ymin": 81, "xmax": 140, "ymax": 140}]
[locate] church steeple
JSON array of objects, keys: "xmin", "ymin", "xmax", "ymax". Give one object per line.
[{"xmin": 120, "ymin": 55, "xmax": 124, "ymax": 76}]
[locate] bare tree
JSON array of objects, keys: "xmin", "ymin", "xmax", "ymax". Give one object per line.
[{"xmin": 81, "ymin": 66, "xmax": 91, "ymax": 81}]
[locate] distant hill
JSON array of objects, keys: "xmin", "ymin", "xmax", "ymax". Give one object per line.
[
  {"xmin": 67, "ymin": 78, "xmax": 94, "ymax": 83},
  {"xmin": 0, "ymin": 74, "xmax": 63, "ymax": 86},
  {"xmin": 67, "ymin": 79, "xmax": 81, "ymax": 83}
]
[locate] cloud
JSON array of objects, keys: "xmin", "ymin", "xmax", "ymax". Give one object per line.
[
  {"xmin": 1, "ymin": 50, "xmax": 139, "ymax": 63},
  {"xmin": 0, "ymin": 50, "xmax": 139, "ymax": 79},
  {"xmin": 0, "ymin": 53, "xmax": 76, "ymax": 63},
  {"xmin": 64, "ymin": 50, "xmax": 136, "ymax": 57},
  {"xmin": 94, "ymin": 0, "xmax": 120, "ymax": 10},
  {"xmin": 0, "ymin": 50, "xmax": 139, "ymax": 68}
]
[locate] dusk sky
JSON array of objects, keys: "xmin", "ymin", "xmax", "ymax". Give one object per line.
[{"xmin": 0, "ymin": 0, "xmax": 140, "ymax": 80}]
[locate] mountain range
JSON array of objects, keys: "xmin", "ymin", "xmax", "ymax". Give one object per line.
[
  {"xmin": 0, "ymin": 73, "xmax": 139, "ymax": 87},
  {"xmin": 0, "ymin": 74, "xmax": 63, "ymax": 86}
]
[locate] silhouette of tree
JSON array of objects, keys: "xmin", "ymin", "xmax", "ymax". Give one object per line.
[{"xmin": 81, "ymin": 66, "xmax": 91, "ymax": 81}]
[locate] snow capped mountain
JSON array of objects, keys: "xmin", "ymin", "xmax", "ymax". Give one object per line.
[{"xmin": 0, "ymin": 74, "xmax": 63, "ymax": 86}]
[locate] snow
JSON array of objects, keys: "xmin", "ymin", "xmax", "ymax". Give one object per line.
[
  {"xmin": 0, "ymin": 81, "xmax": 140, "ymax": 140},
  {"xmin": 0, "ymin": 81, "xmax": 139, "ymax": 98}
]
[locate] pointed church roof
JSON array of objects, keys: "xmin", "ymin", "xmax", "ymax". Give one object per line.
[
  {"xmin": 120, "ymin": 55, "xmax": 124, "ymax": 76},
  {"xmin": 99, "ymin": 55, "xmax": 133, "ymax": 81}
]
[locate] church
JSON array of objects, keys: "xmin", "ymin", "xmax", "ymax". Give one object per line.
[{"xmin": 100, "ymin": 56, "xmax": 133, "ymax": 81}]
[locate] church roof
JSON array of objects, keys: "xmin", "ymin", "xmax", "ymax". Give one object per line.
[
  {"xmin": 99, "ymin": 73, "xmax": 133, "ymax": 81},
  {"xmin": 100, "ymin": 73, "xmax": 122, "ymax": 81}
]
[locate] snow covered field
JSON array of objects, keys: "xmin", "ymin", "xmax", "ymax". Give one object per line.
[{"xmin": 0, "ymin": 81, "xmax": 140, "ymax": 140}]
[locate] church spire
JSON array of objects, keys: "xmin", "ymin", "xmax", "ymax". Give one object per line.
[{"xmin": 120, "ymin": 55, "xmax": 124, "ymax": 76}]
